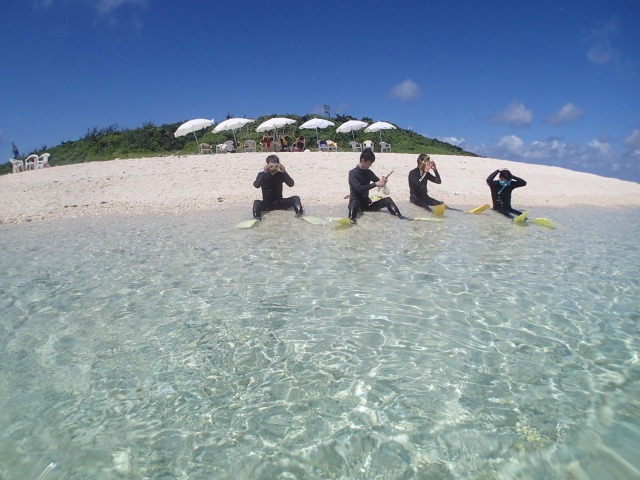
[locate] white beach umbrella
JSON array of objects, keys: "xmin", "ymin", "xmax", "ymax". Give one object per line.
[
  {"xmin": 213, "ymin": 118, "xmax": 254, "ymax": 144},
  {"xmin": 336, "ymin": 120, "xmax": 369, "ymax": 140},
  {"xmin": 174, "ymin": 118, "xmax": 214, "ymax": 145},
  {"xmin": 256, "ymin": 117, "xmax": 296, "ymax": 133},
  {"xmin": 299, "ymin": 118, "xmax": 335, "ymax": 144},
  {"xmin": 364, "ymin": 121, "xmax": 397, "ymax": 141}
]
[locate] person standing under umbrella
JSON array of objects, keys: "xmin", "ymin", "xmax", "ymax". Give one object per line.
[
  {"xmin": 347, "ymin": 149, "xmax": 403, "ymax": 224},
  {"xmin": 252, "ymin": 155, "xmax": 304, "ymax": 220}
]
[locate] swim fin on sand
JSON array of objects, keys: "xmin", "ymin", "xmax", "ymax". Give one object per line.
[
  {"xmin": 236, "ymin": 219, "xmax": 260, "ymax": 229},
  {"xmin": 468, "ymin": 204, "xmax": 491, "ymax": 214},
  {"xmin": 432, "ymin": 204, "xmax": 446, "ymax": 216},
  {"xmin": 513, "ymin": 211, "xmax": 555, "ymax": 228}
]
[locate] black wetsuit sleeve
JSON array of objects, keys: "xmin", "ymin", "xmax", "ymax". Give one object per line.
[
  {"xmin": 511, "ymin": 175, "xmax": 526, "ymax": 188},
  {"xmin": 282, "ymin": 172, "xmax": 294, "ymax": 188},
  {"xmin": 253, "ymin": 172, "xmax": 267, "ymax": 188},
  {"xmin": 349, "ymin": 169, "xmax": 378, "ymax": 194},
  {"xmin": 486, "ymin": 169, "xmax": 500, "ymax": 185},
  {"xmin": 427, "ymin": 170, "xmax": 441, "ymax": 184}
]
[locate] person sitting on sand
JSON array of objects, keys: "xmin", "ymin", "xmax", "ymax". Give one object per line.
[
  {"xmin": 486, "ymin": 168, "xmax": 527, "ymax": 218},
  {"xmin": 294, "ymin": 136, "xmax": 305, "ymax": 152},
  {"xmin": 253, "ymin": 155, "xmax": 303, "ymax": 220},
  {"xmin": 347, "ymin": 148, "xmax": 403, "ymax": 224},
  {"xmin": 408, "ymin": 154, "xmax": 444, "ymax": 211}
]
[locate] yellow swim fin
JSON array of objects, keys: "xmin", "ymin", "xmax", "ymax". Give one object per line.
[
  {"xmin": 468, "ymin": 204, "xmax": 490, "ymax": 214},
  {"xmin": 432, "ymin": 204, "xmax": 446, "ymax": 216}
]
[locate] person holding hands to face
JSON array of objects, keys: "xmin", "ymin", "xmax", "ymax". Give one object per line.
[
  {"xmin": 252, "ymin": 155, "xmax": 303, "ymax": 220},
  {"xmin": 408, "ymin": 153, "xmax": 445, "ymax": 211}
]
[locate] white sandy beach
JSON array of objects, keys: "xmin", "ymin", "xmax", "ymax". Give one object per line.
[{"xmin": 2, "ymin": 152, "xmax": 639, "ymax": 225}]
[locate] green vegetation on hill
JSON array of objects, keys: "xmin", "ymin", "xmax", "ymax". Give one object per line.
[{"xmin": 2, "ymin": 114, "xmax": 477, "ymax": 175}]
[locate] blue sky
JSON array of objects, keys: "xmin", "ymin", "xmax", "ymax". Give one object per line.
[{"xmin": 2, "ymin": 0, "xmax": 639, "ymax": 181}]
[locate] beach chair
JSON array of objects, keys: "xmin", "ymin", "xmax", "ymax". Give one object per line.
[
  {"xmin": 326, "ymin": 140, "xmax": 338, "ymax": 151},
  {"xmin": 24, "ymin": 154, "xmax": 39, "ymax": 170},
  {"xmin": 216, "ymin": 144, "xmax": 225, "ymax": 154},
  {"xmin": 349, "ymin": 141, "xmax": 362, "ymax": 152},
  {"xmin": 36, "ymin": 153, "xmax": 51, "ymax": 168},
  {"xmin": 10, "ymin": 158, "xmax": 25, "ymax": 173},
  {"xmin": 317, "ymin": 140, "xmax": 330, "ymax": 152},
  {"xmin": 380, "ymin": 141, "xmax": 391, "ymax": 153},
  {"xmin": 198, "ymin": 143, "xmax": 212, "ymax": 154},
  {"xmin": 243, "ymin": 139, "xmax": 257, "ymax": 152},
  {"xmin": 363, "ymin": 140, "xmax": 374, "ymax": 152}
]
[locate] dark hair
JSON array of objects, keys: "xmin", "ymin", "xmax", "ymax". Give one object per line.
[
  {"xmin": 360, "ymin": 148, "xmax": 375, "ymax": 163},
  {"xmin": 499, "ymin": 169, "xmax": 512, "ymax": 180},
  {"xmin": 266, "ymin": 155, "xmax": 280, "ymax": 164}
]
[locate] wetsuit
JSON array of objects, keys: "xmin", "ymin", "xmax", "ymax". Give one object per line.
[
  {"xmin": 408, "ymin": 167, "xmax": 443, "ymax": 211},
  {"xmin": 253, "ymin": 170, "xmax": 303, "ymax": 218},
  {"xmin": 348, "ymin": 165, "xmax": 402, "ymax": 222},
  {"xmin": 486, "ymin": 169, "xmax": 527, "ymax": 218}
]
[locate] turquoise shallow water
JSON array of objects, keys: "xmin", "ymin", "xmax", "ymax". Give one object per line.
[{"xmin": 0, "ymin": 207, "xmax": 639, "ymax": 479}]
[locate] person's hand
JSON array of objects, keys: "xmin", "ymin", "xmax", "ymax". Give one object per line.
[
  {"xmin": 278, "ymin": 164, "xmax": 286, "ymax": 173},
  {"xmin": 430, "ymin": 161, "xmax": 437, "ymax": 170},
  {"xmin": 376, "ymin": 177, "xmax": 388, "ymax": 187},
  {"xmin": 263, "ymin": 164, "xmax": 271, "ymax": 173}
]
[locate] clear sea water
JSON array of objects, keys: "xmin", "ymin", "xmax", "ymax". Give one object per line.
[{"xmin": 1, "ymin": 207, "xmax": 639, "ymax": 479}]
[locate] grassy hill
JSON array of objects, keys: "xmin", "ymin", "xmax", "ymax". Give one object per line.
[{"xmin": 2, "ymin": 114, "xmax": 477, "ymax": 174}]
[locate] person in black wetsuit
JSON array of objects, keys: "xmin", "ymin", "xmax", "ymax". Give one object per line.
[
  {"xmin": 347, "ymin": 148, "xmax": 403, "ymax": 223},
  {"xmin": 408, "ymin": 153, "xmax": 444, "ymax": 211},
  {"xmin": 253, "ymin": 155, "xmax": 303, "ymax": 220},
  {"xmin": 486, "ymin": 168, "xmax": 527, "ymax": 218}
]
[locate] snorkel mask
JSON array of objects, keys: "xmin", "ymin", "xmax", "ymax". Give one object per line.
[{"xmin": 498, "ymin": 179, "xmax": 512, "ymax": 194}]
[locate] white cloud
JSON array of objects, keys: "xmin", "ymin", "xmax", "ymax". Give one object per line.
[
  {"xmin": 438, "ymin": 136, "xmax": 466, "ymax": 147},
  {"xmin": 588, "ymin": 138, "xmax": 613, "ymax": 157},
  {"xmin": 491, "ymin": 102, "xmax": 533, "ymax": 127},
  {"xmin": 96, "ymin": 0, "xmax": 146, "ymax": 14},
  {"xmin": 545, "ymin": 103, "xmax": 584, "ymax": 124},
  {"xmin": 390, "ymin": 79, "xmax": 421, "ymax": 102},
  {"xmin": 34, "ymin": 0, "xmax": 54, "ymax": 8},
  {"xmin": 624, "ymin": 128, "xmax": 640, "ymax": 148},
  {"xmin": 586, "ymin": 18, "xmax": 621, "ymax": 65},
  {"xmin": 496, "ymin": 135, "xmax": 525, "ymax": 155},
  {"xmin": 468, "ymin": 131, "xmax": 639, "ymax": 181}
]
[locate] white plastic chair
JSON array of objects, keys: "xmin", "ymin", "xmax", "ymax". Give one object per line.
[
  {"xmin": 10, "ymin": 158, "xmax": 25, "ymax": 173},
  {"xmin": 362, "ymin": 140, "xmax": 374, "ymax": 151},
  {"xmin": 24, "ymin": 154, "xmax": 39, "ymax": 170},
  {"xmin": 349, "ymin": 141, "xmax": 362, "ymax": 152},
  {"xmin": 216, "ymin": 144, "xmax": 225, "ymax": 154},
  {"xmin": 243, "ymin": 140, "xmax": 257, "ymax": 152},
  {"xmin": 198, "ymin": 143, "xmax": 212, "ymax": 154},
  {"xmin": 36, "ymin": 153, "xmax": 51, "ymax": 168},
  {"xmin": 380, "ymin": 142, "xmax": 391, "ymax": 153}
]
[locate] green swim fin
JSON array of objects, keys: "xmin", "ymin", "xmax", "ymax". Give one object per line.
[
  {"xmin": 300, "ymin": 215, "xmax": 326, "ymax": 226},
  {"xmin": 236, "ymin": 219, "xmax": 259, "ymax": 229}
]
